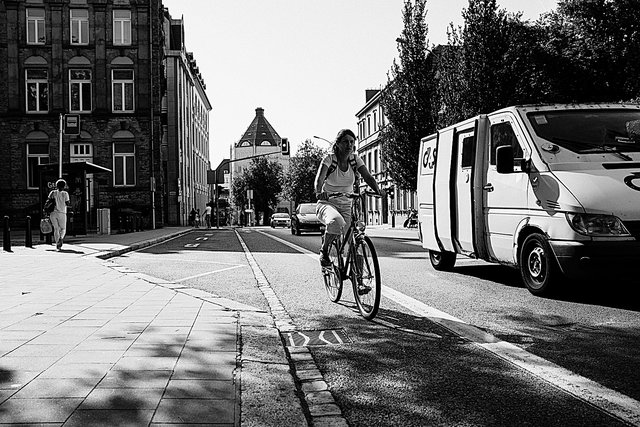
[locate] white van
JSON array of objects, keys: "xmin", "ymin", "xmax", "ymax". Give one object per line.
[{"xmin": 417, "ymin": 104, "xmax": 640, "ymax": 295}]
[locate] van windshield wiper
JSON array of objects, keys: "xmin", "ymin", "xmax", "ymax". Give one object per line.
[{"xmin": 580, "ymin": 145, "xmax": 634, "ymax": 160}]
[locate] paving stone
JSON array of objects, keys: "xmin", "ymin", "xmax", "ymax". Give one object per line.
[
  {"xmin": 11, "ymin": 377, "xmax": 101, "ymax": 398},
  {"xmin": 301, "ymin": 380, "xmax": 329, "ymax": 393},
  {"xmin": 64, "ymin": 409, "xmax": 155, "ymax": 427},
  {"xmin": 309, "ymin": 403, "xmax": 343, "ymax": 417},
  {"xmin": 40, "ymin": 363, "xmax": 113, "ymax": 379},
  {"xmin": 152, "ymin": 398, "xmax": 234, "ymax": 424},
  {"xmin": 0, "ymin": 398, "xmax": 83, "ymax": 423},
  {"xmin": 4, "ymin": 344, "xmax": 75, "ymax": 358},
  {"xmin": 96, "ymin": 368, "xmax": 171, "ymax": 388},
  {"xmin": 112, "ymin": 356, "xmax": 178, "ymax": 371},
  {"xmin": 164, "ymin": 379, "xmax": 235, "ymax": 399},
  {"xmin": 56, "ymin": 350, "xmax": 125, "ymax": 364},
  {"xmin": 0, "ymin": 356, "xmax": 59, "ymax": 371},
  {"xmin": 0, "ymin": 370, "xmax": 41, "ymax": 390},
  {"xmin": 79, "ymin": 387, "xmax": 164, "ymax": 410},
  {"xmin": 305, "ymin": 390, "xmax": 336, "ymax": 405}
]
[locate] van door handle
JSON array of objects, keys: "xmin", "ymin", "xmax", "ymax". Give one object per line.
[{"xmin": 483, "ymin": 184, "xmax": 494, "ymax": 192}]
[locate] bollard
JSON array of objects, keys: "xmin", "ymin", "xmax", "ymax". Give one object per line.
[
  {"xmin": 25, "ymin": 216, "xmax": 32, "ymax": 248},
  {"xmin": 3, "ymin": 216, "xmax": 11, "ymax": 252}
]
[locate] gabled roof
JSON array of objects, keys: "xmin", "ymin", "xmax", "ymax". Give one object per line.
[{"xmin": 236, "ymin": 107, "xmax": 281, "ymax": 148}]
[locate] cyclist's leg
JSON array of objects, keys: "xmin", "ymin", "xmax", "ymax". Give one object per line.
[{"xmin": 316, "ymin": 201, "xmax": 346, "ymax": 265}]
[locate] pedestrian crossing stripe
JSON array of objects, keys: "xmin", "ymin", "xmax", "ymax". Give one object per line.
[{"xmin": 282, "ymin": 329, "xmax": 351, "ymax": 347}]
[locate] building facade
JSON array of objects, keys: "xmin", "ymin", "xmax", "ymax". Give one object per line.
[
  {"xmin": 231, "ymin": 107, "xmax": 290, "ymax": 224},
  {"xmin": 162, "ymin": 12, "xmax": 211, "ymax": 225},
  {"xmin": 355, "ymin": 89, "xmax": 416, "ymax": 226},
  {"xmin": 0, "ymin": 0, "xmax": 210, "ymax": 230}
]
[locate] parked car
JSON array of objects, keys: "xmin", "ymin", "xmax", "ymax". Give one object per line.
[
  {"xmin": 291, "ymin": 203, "xmax": 325, "ymax": 235},
  {"xmin": 270, "ymin": 212, "xmax": 291, "ymax": 228}
]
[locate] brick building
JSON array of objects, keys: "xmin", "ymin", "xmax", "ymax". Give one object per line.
[{"xmin": 0, "ymin": 0, "xmax": 210, "ymax": 230}]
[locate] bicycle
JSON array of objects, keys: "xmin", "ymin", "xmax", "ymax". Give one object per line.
[{"xmin": 321, "ymin": 191, "xmax": 382, "ymax": 320}]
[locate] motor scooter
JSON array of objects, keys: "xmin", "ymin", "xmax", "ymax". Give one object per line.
[{"xmin": 403, "ymin": 209, "xmax": 418, "ymax": 228}]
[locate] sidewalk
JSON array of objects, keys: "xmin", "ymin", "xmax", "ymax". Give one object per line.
[{"xmin": 0, "ymin": 227, "xmax": 306, "ymax": 426}]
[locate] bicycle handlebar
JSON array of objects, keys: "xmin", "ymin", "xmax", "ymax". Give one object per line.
[{"xmin": 327, "ymin": 190, "xmax": 381, "ymax": 199}]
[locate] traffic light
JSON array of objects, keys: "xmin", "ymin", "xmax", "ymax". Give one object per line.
[{"xmin": 281, "ymin": 137, "xmax": 289, "ymax": 156}]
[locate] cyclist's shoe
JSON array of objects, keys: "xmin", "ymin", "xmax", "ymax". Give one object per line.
[
  {"xmin": 357, "ymin": 284, "xmax": 372, "ymax": 295},
  {"xmin": 319, "ymin": 251, "xmax": 332, "ymax": 268}
]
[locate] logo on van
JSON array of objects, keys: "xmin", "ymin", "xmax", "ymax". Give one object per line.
[{"xmin": 624, "ymin": 172, "xmax": 640, "ymax": 191}]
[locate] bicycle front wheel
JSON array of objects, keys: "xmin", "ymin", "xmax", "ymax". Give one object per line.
[
  {"xmin": 351, "ymin": 235, "xmax": 381, "ymax": 320},
  {"xmin": 323, "ymin": 239, "xmax": 343, "ymax": 303}
]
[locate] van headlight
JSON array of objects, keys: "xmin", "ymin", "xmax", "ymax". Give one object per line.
[{"xmin": 566, "ymin": 213, "xmax": 631, "ymax": 236}]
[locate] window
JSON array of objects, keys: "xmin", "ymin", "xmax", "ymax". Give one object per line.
[
  {"xmin": 69, "ymin": 69, "xmax": 92, "ymax": 112},
  {"xmin": 461, "ymin": 135, "xmax": 474, "ymax": 168},
  {"xmin": 112, "ymin": 69, "xmax": 134, "ymax": 112},
  {"xmin": 113, "ymin": 10, "xmax": 131, "ymax": 45},
  {"xmin": 113, "ymin": 143, "xmax": 135, "ymax": 186},
  {"xmin": 70, "ymin": 9, "xmax": 89, "ymax": 44},
  {"xmin": 26, "ymin": 8, "xmax": 45, "ymax": 44},
  {"xmin": 490, "ymin": 122, "xmax": 524, "ymax": 169},
  {"xmin": 25, "ymin": 69, "xmax": 48, "ymax": 113},
  {"xmin": 27, "ymin": 143, "xmax": 49, "ymax": 189},
  {"xmin": 70, "ymin": 143, "xmax": 93, "ymax": 163}
]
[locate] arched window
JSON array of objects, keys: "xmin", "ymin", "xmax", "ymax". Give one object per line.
[{"xmin": 111, "ymin": 57, "xmax": 134, "ymax": 112}]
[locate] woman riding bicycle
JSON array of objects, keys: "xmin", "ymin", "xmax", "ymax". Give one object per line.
[{"xmin": 314, "ymin": 129, "xmax": 382, "ymax": 267}]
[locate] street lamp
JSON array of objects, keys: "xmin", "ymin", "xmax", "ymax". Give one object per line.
[{"xmin": 313, "ymin": 135, "xmax": 333, "ymax": 145}]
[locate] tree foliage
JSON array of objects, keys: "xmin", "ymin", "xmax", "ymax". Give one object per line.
[
  {"xmin": 282, "ymin": 139, "xmax": 327, "ymax": 206},
  {"xmin": 231, "ymin": 157, "xmax": 283, "ymax": 224},
  {"xmin": 379, "ymin": 0, "xmax": 435, "ymax": 192}
]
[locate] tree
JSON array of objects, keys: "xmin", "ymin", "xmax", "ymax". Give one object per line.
[
  {"xmin": 379, "ymin": 0, "xmax": 435, "ymax": 191},
  {"xmin": 434, "ymin": 0, "xmax": 551, "ymax": 127},
  {"xmin": 282, "ymin": 139, "xmax": 327, "ymax": 207},
  {"xmin": 540, "ymin": 0, "xmax": 640, "ymax": 102},
  {"xmin": 245, "ymin": 157, "xmax": 283, "ymax": 224}
]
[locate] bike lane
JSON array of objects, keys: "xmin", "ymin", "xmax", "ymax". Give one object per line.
[{"xmin": 240, "ymin": 227, "xmax": 635, "ymax": 427}]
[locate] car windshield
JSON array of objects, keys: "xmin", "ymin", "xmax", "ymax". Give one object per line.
[
  {"xmin": 299, "ymin": 204, "xmax": 316, "ymax": 214},
  {"xmin": 274, "ymin": 213, "xmax": 289, "ymax": 218},
  {"xmin": 527, "ymin": 110, "xmax": 640, "ymax": 154}
]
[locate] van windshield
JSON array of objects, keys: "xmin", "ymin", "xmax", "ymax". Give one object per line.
[{"xmin": 527, "ymin": 110, "xmax": 640, "ymax": 154}]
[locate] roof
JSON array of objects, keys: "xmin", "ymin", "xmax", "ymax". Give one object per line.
[{"xmin": 236, "ymin": 107, "xmax": 281, "ymax": 148}]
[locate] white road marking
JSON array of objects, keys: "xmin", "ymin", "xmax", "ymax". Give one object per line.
[
  {"xmin": 260, "ymin": 229, "xmax": 640, "ymax": 426},
  {"xmin": 184, "ymin": 243, "xmax": 200, "ymax": 248},
  {"xmin": 175, "ymin": 264, "xmax": 245, "ymax": 282}
]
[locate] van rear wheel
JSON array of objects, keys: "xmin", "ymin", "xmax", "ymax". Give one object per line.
[
  {"xmin": 429, "ymin": 250, "xmax": 456, "ymax": 271},
  {"xmin": 520, "ymin": 233, "xmax": 558, "ymax": 296}
]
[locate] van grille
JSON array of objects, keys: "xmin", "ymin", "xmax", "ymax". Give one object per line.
[{"xmin": 623, "ymin": 221, "xmax": 640, "ymax": 240}]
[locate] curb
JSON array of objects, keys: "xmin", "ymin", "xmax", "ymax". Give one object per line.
[{"xmin": 96, "ymin": 229, "xmax": 193, "ymax": 259}]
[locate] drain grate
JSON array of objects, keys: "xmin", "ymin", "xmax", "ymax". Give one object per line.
[{"xmin": 281, "ymin": 329, "xmax": 351, "ymax": 347}]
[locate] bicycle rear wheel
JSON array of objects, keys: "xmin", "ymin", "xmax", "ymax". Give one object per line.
[
  {"xmin": 323, "ymin": 239, "xmax": 343, "ymax": 302},
  {"xmin": 351, "ymin": 235, "xmax": 381, "ymax": 320}
]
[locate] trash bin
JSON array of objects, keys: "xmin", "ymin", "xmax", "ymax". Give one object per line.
[{"xmin": 97, "ymin": 208, "xmax": 111, "ymax": 235}]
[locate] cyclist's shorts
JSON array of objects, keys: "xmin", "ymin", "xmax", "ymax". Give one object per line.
[{"xmin": 316, "ymin": 199, "xmax": 351, "ymax": 235}]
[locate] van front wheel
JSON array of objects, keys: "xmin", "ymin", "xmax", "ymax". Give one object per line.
[
  {"xmin": 520, "ymin": 233, "xmax": 558, "ymax": 296},
  {"xmin": 429, "ymin": 250, "xmax": 456, "ymax": 271}
]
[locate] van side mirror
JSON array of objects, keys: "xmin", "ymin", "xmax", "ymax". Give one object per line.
[{"xmin": 496, "ymin": 145, "xmax": 514, "ymax": 174}]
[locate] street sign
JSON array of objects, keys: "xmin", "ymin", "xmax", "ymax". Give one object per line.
[{"xmin": 64, "ymin": 114, "xmax": 80, "ymax": 135}]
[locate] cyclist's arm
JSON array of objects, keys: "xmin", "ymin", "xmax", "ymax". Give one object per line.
[
  {"xmin": 314, "ymin": 163, "xmax": 329, "ymax": 200},
  {"xmin": 357, "ymin": 165, "xmax": 382, "ymax": 196}
]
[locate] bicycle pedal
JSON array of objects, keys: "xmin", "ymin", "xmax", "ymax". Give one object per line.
[{"xmin": 357, "ymin": 286, "xmax": 372, "ymax": 295}]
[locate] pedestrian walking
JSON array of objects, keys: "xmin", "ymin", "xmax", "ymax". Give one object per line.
[
  {"xmin": 203, "ymin": 203, "xmax": 212, "ymax": 228},
  {"xmin": 195, "ymin": 209, "xmax": 201, "ymax": 228},
  {"xmin": 47, "ymin": 178, "xmax": 71, "ymax": 250},
  {"xmin": 189, "ymin": 208, "xmax": 196, "ymax": 227}
]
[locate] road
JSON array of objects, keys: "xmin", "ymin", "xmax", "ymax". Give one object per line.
[{"xmin": 113, "ymin": 226, "xmax": 640, "ymax": 426}]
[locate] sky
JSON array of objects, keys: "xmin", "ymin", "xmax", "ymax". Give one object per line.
[{"xmin": 161, "ymin": 0, "xmax": 559, "ymax": 168}]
